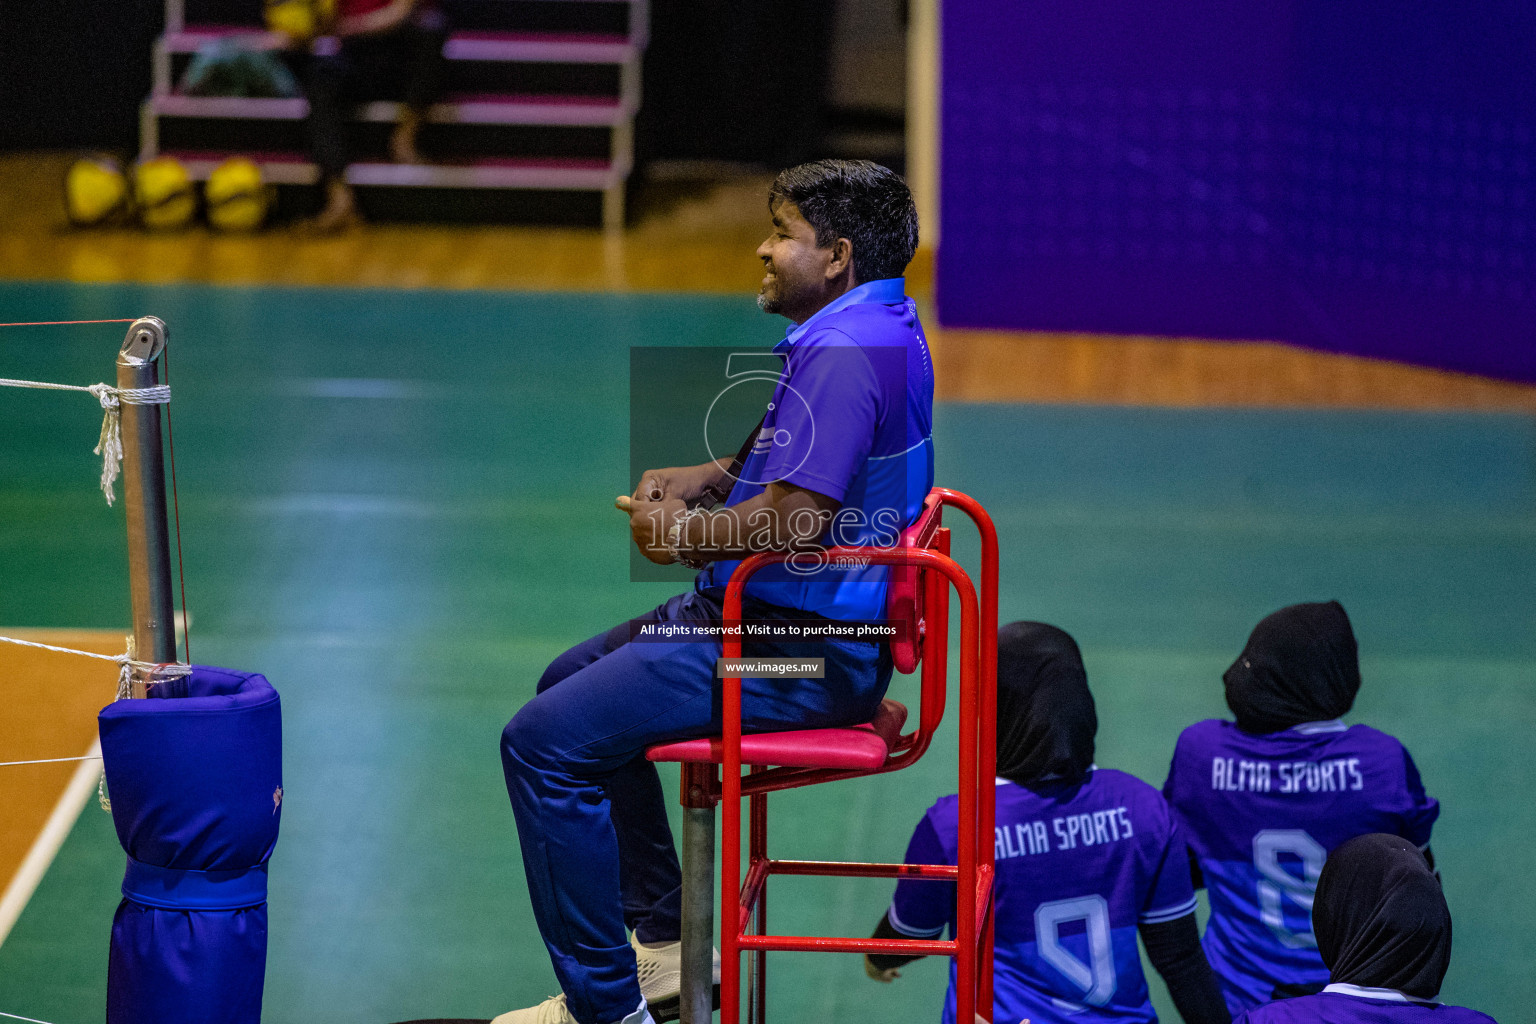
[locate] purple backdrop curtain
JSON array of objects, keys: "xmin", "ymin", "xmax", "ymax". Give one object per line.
[{"xmin": 937, "ymin": 1, "xmax": 1536, "ymax": 382}]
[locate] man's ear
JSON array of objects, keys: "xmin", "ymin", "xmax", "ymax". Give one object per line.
[{"xmin": 826, "ymin": 237, "xmax": 854, "ymax": 280}]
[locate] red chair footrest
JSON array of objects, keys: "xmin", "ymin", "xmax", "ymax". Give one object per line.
[{"xmin": 736, "ymin": 934, "xmax": 957, "ymax": 955}]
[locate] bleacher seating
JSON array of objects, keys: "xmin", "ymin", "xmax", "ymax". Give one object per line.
[{"xmin": 141, "ymin": 0, "xmax": 647, "ymax": 228}]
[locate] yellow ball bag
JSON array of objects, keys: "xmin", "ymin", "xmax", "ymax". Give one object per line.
[
  {"xmin": 64, "ymin": 157, "xmax": 130, "ymax": 226},
  {"xmin": 265, "ymin": 0, "xmax": 337, "ymax": 41},
  {"xmin": 205, "ymin": 158, "xmax": 272, "ymax": 232},
  {"xmin": 135, "ymin": 157, "xmax": 197, "ymax": 230}
]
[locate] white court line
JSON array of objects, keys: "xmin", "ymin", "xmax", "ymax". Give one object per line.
[
  {"xmin": 0, "ymin": 738, "xmax": 105, "ymax": 949},
  {"xmin": 0, "ymin": 1010, "xmax": 64, "ymax": 1023}
]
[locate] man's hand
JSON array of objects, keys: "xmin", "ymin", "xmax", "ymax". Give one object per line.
[
  {"xmin": 632, "ymin": 460, "xmax": 732, "ymax": 509},
  {"xmin": 618, "ymin": 477, "xmax": 838, "ymax": 566},
  {"xmin": 615, "ymin": 494, "xmax": 687, "ymax": 565},
  {"xmin": 864, "ymin": 956, "xmax": 900, "ymax": 983}
]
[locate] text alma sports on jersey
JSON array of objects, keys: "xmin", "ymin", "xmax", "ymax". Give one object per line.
[
  {"xmin": 995, "ymin": 806, "xmax": 1136, "ymax": 860},
  {"xmin": 1210, "ymin": 756, "xmax": 1365, "ymax": 794}
]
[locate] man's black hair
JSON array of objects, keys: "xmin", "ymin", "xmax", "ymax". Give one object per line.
[{"xmin": 768, "ymin": 160, "xmax": 919, "ymax": 283}]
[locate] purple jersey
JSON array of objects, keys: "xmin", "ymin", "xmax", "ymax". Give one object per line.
[
  {"xmin": 888, "ymin": 769, "xmax": 1196, "ymax": 1024},
  {"xmin": 1163, "ymin": 720, "xmax": 1440, "ymax": 1014},
  {"xmin": 1234, "ymin": 987, "xmax": 1497, "ymax": 1023}
]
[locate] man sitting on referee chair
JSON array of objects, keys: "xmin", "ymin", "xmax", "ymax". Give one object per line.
[{"xmin": 497, "ymin": 160, "xmax": 935, "ymax": 1024}]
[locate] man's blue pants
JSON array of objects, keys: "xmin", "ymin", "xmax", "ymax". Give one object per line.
[{"xmin": 501, "ymin": 589, "xmax": 890, "ymax": 1024}]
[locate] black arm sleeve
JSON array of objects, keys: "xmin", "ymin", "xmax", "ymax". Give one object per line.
[
  {"xmin": 865, "ymin": 911, "xmax": 928, "ymax": 972},
  {"xmin": 1139, "ymin": 913, "xmax": 1230, "ymax": 1024}
]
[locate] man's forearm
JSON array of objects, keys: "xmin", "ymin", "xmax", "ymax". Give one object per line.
[
  {"xmin": 678, "ymin": 484, "xmax": 836, "ymax": 560},
  {"xmin": 619, "ymin": 482, "xmax": 838, "ymax": 567}
]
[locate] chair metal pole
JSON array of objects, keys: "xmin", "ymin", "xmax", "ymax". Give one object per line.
[
  {"xmin": 748, "ymin": 780, "xmax": 767, "ymax": 1024},
  {"xmin": 117, "ymin": 316, "xmax": 177, "ymax": 696},
  {"xmin": 679, "ymin": 762, "xmax": 717, "ymax": 1024}
]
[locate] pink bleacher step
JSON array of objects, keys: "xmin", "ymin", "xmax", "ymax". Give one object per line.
[
  {"xmin": 161, "ymin": 150, "xmax": 622, "ymax": 189},
  {"xmin": 165, "ymin": 26, "xmax": 640, "ymax": 64},
  {"xmin": 646, "ymin": 699, "xmax": 908, "ymax": 771},
  {"xmin": 150, "ymin": 92, "xmax": 630, "ymax": 127},
  {"xmin": 446, "ymin": 30, "xmax": 640, "ymax": 63}
]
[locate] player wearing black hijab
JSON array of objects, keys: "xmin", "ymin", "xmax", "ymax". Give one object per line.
[
  {"xmin": 865, "ymin": 622, "xmax": 1229, "ymax": 1024},
  {"xmin": 1233, "ymin": 833, "xmax": 1496, "ymax": 1022},
  {"xmin": 1162, "ymin": 602, "xmax": 1441, "ymax": 1015},
  {"xmin": 1222, "ymin": 600, "xmax": 1362, "ymax": 735}
]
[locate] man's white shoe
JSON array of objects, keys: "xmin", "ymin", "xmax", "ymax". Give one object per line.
[
  {"xmin": 491, "ymin": 993, "xmax": 579, "ymax": 1024},
  {"xmin": 492, "ymin": 994, "xmax": 656, "ymax": 1024},
  {"xmin": 632, "ymin": 934, "xmax": 721, "ymax": 1022}
]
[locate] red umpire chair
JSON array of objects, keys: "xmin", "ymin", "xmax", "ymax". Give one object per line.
[{"xmin": 646, "ymin": 487, "xmax": 999, "ymax": 1023}]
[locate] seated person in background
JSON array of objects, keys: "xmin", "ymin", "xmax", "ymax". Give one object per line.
[
  {"xmin": 1162, "ymin": 601, "xmax": 1440, "ymax": 1016},
  {"xmin": 293, "ymin": 0, "xmax": 448, "ymax": 230},
  {"xmin": 1234, "ymin": 833, "xmax": 1496, "ymax": 1023},
  {"xmin": 865, "ymin": 621, "xmax": 1230, "ymax": 1024}
]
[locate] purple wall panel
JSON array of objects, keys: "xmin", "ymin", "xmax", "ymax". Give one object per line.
[{"xmin": 937, "ymin": 1, "xmax": 1536, "ymax": 382}]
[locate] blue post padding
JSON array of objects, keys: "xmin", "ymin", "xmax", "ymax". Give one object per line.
[
  {"xmin": 123, "ymin": 858, "xmax": 270, "ymax": 910},
  {"xmin": 99, "ymin": 666, "xmax": 281, "ymax": 1024},
  {"xmin": 108, "ymin": 903, "xmax": 269, "ymax": 1024}
]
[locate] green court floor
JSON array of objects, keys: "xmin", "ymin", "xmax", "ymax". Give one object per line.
[{"xmin": 0, "ymin": 281, "xmax": 1532, "ymax": 1023}]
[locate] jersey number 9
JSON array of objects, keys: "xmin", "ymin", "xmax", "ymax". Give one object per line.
[{"xmin": 1035, "ymin": 894, "xmax": 1117, "ymax": 1009}]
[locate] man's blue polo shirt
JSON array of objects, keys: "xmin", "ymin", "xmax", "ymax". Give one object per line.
[{"xmin": 696, "ymin": 277, "xmax": 935, "ymax": 622}]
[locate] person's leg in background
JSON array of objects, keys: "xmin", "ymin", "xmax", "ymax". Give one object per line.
[
  {"xmin": 389, "ymin": 2, "xmax": 449, "ymax": 163},
  {"xmin": 296, "ymin": 3, "xmax": 448, "ymax": 232},
  {"xmin": 301, "ymin": 36, "xmax": 360, "ymax": 231}
]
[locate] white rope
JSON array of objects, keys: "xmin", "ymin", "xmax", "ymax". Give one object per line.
[
  {"xmin": 0, "ymin": 756, "xmax": 103, "ymax": 767},
  {"xmin": 0, "ymin": 634, "xmax": 190, "ymax": 701},
  {"xmin": 0, "ymin": 378, "xmax": 171, "ymax": 506},
  {"xmin": 0, "ymin": 634, "xmax": 189, "ymax": 810},
  {"xmin": 0, "ymin": 633, "xmax": 124, "ymax": 664}
]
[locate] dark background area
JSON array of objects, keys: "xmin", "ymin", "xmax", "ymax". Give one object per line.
[
  {"xmin": 636, "ymin": 1, "xmax": 834, "ymax": 168},
  {"xmin": 0, "ymin": 0, "xmax": 165, "ymax": 152},
  {"xmin": 0, "ymin": 0, "xmax": 899, "ymax": 169}
]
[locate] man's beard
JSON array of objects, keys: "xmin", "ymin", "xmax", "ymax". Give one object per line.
[{"xmin": 756, "ymin": 289, "xmax": 779, "ymax": 314}]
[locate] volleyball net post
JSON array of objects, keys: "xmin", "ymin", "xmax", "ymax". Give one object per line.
[
  {"xmin": 116, "ymin": 316, "xmax": 177, "ymax": 694},
  {"xmin": 95, "ymin": 317, "xmax": 281, "ymax": 1024},
  {"xmin": 0, "ymin": 314, "xmax": 279, "ymax": 1024}
]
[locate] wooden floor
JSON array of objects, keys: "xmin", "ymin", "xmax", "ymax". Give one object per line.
[
  {"xmin": 930, "ymin": 330, "xmax": 1536, "ymax": 410},
  {"xmin": 0, "ymin": 631, "xmax": 122, "ymax": 945},
  {"xmin": 4, "ymin": 150, "xmax": 1535, "ymax": 413}
]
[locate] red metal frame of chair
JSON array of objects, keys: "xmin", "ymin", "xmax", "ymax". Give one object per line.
[
  {"xmin": 718, "ymin": 487, "xmax": 999, "ymax": 1024},
  {"xmin": 933, "ymin": 487, "xmax": 1001, "ymax": 1014},
  {"xmin": 695, "ymin": 490, "xmax": 948, "ymax": 803}
]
